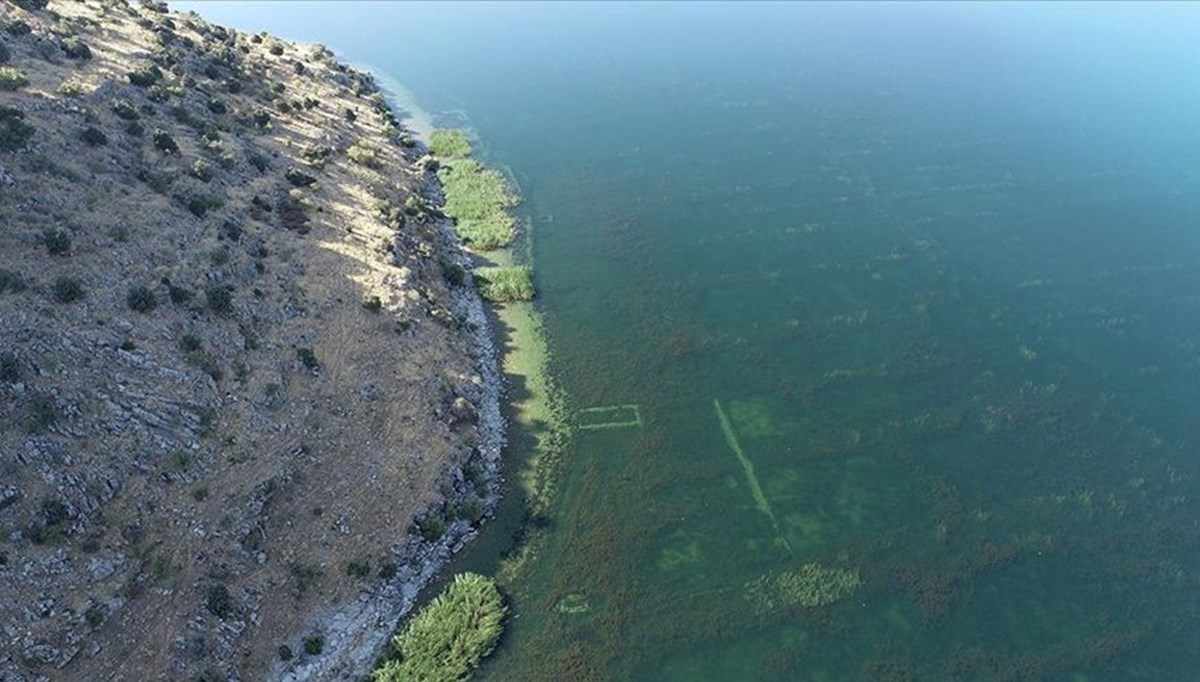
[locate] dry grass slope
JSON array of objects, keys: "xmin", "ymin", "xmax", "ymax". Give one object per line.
[{"xmin": 0, "ymin": 1, "xmax": 491, "ymax": 679}]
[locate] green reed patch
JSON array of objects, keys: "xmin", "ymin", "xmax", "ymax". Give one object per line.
[
  {"xmin": 372, "ymin": 572, "xmax": 505, "ymax": 682},
  {"xmin": 428, "ymin": 128, "xmax": 472, "ymax": 158},
  {"xmin": 437, "ymin": 158, "xmax": 518, "ymax": 250},
  {"xmin": 475, "ymin": 266, "xmax": 534, "ymax": 303}
]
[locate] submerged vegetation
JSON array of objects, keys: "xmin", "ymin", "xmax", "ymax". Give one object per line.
[
  {"xmin": 475, "ymin": 266, "xmax": 534, "ymax": 303},
  {"xmin": 745, "ymin": 564, "xmax": 861, "ymax": 612},
  {"xmin": 372, "ymin": 573, "xmax": 505, "ymax": 682}
]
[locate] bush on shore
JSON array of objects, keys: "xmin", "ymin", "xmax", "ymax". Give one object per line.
[{"xmin": 372, "ymin": 573, "xmax": 505, "ymax": 682}]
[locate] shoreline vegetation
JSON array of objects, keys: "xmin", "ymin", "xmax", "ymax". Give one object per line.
[
  {"xmin": 372, "ymin": 573, "xmax": 505, "ymax": 681},
  {"xmin": 367, "ymin": 125, "xmax": 574, "ymax": 680}
]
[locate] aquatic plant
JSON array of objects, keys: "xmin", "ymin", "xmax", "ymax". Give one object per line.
[
  {"xmin": 745, "ymin": 563, "xmax": 861, "ymax": 613},
  {"xmin": 372, "ymin": 572, "xmax": 505, "ymax": 682},
  {"xmin": 475, "ymin": 266, "xmax": 534, "ymax": 303},
  {"xmin": 428, "ymin": 128, "xmax": 471, "ymax": 158},
  {"xmin": 437, "ymin": 158, "xmax": 518, "ymax": 250}
]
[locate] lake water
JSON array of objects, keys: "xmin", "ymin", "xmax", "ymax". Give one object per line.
[{"xmin": 184, "ymin": 3, "xmax": 1200, "ymax": 679}]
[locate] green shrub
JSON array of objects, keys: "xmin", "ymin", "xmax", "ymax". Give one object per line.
[
  {"xmin": 443, "ymin": 262, "xmax": 465, "ymax": 287},
  {"xmin": 343, "ymin": 108, "xmax": 356, "ymax": 123},
  {"xmin": 179, "ymin": 333, "xmax": 202, "ymax": 353},
  {"xmin": 218, "ymin": 220, "xmax": 242, "ymax": 242},
  {"xmin": 372, "ymin": 573, "xmax": 505, "ymax": 682},
  {"xmin": 284, "ymin": 167, "xmax": 316, "ymax": 187},
  {"xmin": 79, "ymin": 126, "xmax": 108, "ymax": 146},
  {"xmin": 26, "ymin": 396, "xmax": 58, "ymax": 434},
  {"xmin": 344, "ymin": 559, "xmax": 371, "ymax": 579},
  {"xmin": 205, "ymin": 285, "xmax": 234, "ymax": 314},
  {"xmin": 207, "ymin": 97, "xmax": 227, "ymax": 114},
  {"xmin": 361, "ymin": 296, "xmax": 382, "ymax": 312},
  {"xmin": 126, "ymin": 285, "xmax": 157, "ymax": 312},
  {"xmin": 0, "ymin": 352, "xmax": 21, "ymax": 383},
  {"xmin": 152, "ymin": 128, "xmax": 179, "ymax": 154},
  {"xmin": 0, "ymin": 269, "xmax": 28, "ymax": 293},
  {"xmin": 456, "ymin": 496, "xmax": 485, "ymax": 525},
  {"xmin": 0, "ymin": 105, "xmax": 35, "ymax": 151},
  {"xmin": 146, "ymin": 85, "xmax": 169, "ymax": 103},
  {"xmin": 0, "ymin": 67, "xmax": 29, "ymax": 91},
  {"xmin": 42, "ymin": 229, "xmax": 71, "ymax": 256},
  {"xmin": 52, "ymin": 276, "xmax": 85, "ymax": 303},
  {"xmin": 0, "ymin": 42, "xmax": 13, "ymax": 65},
  {"xmin": 296, "ymin": 347, "xmax": 318, "ymax": 371},
  {"xmin": 475, "ymin": 266, "xmax": 534, "ymax": 303},
  {"xmin": 112, "ymin": 99, "xmax": 140, "ymax": 120},
  {"xmin": 167, "ymin": 282, "xmax": 192, "ymax": 305},
  {"xmin": 184, "ymin": 194, "xmax": 223, "ymax": 218},
  {"xmin": 345, "ymin": 141, "xmax": 379, "ymax": 168},
  {"xmin": 403, "ymin": 195, "xmax": 424, "ymax": 217},
  {"xmin": 278, "ymin": 645, "xmax": 294, "ymax": 661},
  {"xmin": 416, "ymin": 515, "xmax": 445, "ymax": 542},
  {"xmin": 300, "ymin": 144, "xmax": 332, "ymax": 169},
  {"xmin": 190, "ymin": 159, "xmax": 214, "ymax": 182},
  {"xmin": 428, "ymin": 129, "xmax": 471, "ymax": 158},
  {"xmin": 377, "ymin": 561, "xmax": 397, "ymax": 581},
  {"xmin": 303, "ymin": 636, "xmax": 323, "ymax": 656},
  {"xmin": 205, "ymin": 583, "xmax": 233, "ymax": 619},
  {"xmin": 61, "ymin": 38, "xmax": 92, "ymax": 60},
  {"xmin": 57, "ymin": 79, "xmax": 85, "ymax": 98},
  {"xmin": 127, "ymin": 64, "xmax": 162, "ymax": 87},
  {"xmin": 6, "ymin": 22, "xmax": 32, "ymax": 37}
]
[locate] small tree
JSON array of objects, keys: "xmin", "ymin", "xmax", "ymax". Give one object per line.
[
  {"xmin": 205, "ymin": 285, "xmax": 234, "ymax": 314},
  {"xmin": 153, "ymin": 129, "xmax": 179, "ymax": 154},
  {"xmin": 80, "ymin": 127, "xmax": 108, "ymax": 146},
  {"xmin": 0, "ymin": 67, "xmax": 29, "ymax": 91},
  {"xmin": 52, "ymin": 276, "xmax": 85, "ymax": 303},
  {"xmin": 126, "ymin": 285, "xmax": 157, "ymax": 312},
  {"xmin": 42, "ymin": 229, "xmax": 71, "ymax": 256}
]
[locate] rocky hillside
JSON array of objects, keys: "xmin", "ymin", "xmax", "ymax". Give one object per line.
[{"xmin": 0, "ymin": 1, "xmax": 498, "ymax": 679}]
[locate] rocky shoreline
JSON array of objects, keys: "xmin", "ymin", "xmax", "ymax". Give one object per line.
[{"xmin": 276, "ymin": 100, "xmax": 508, "ymax": 681}]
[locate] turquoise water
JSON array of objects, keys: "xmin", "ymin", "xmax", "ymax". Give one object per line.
[{"xmin": 186, "ymin": 3, "xmax": 1200, "ymax": 678}]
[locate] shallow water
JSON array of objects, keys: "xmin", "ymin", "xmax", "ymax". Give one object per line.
[{"xmin": 185, "ymin": 3, "xmax": 1200, "ymax": 678}]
